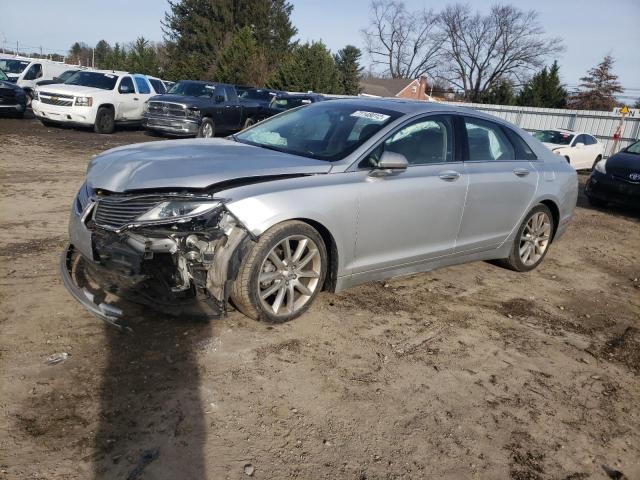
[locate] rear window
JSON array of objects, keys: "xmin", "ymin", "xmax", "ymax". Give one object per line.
[{"xmin": 65, "ymin": 71, "xmax": 118, "ymax": 90}]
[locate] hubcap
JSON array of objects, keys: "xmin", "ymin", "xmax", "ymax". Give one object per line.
[
  {"xmin": 519, "ymin": 212, "xmax": 551, "ymax": 266},
  {"xmin": 258, "ymin": 235, "xmax": 322, "ymax": 316},
  {"xmin": 202, "ymin": 123, "xmax": 213, "ymax": 138}
]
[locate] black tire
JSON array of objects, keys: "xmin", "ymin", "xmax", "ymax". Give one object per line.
[
  {"xmin": 592, "ymin": 155, "xmax": 603, "ymax": 170},
  {"xmin": 230, "ymin": 220, "xmax": 327, "ymax": 323},
  {"xmin": 94, "ymin": 107, "xmax": 115, "ymax": 134},
  {"xmin": 499, "ymin": 204, "xmax": 555, "ymax": 272},
  {"xmin": 243, "ymin": 117, "xmax": 256, "ymax": 130},
  {"xmin": 197, "ymin": 117, "xmax": 215, "ymax": 138}
]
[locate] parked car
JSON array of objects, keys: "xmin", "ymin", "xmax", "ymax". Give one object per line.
[
  {"xmin": 0, "ymin": 68, "xmax": 27, "ymax": 117},
  {"xmin": 533, "ymin": 129, "xmax": 604, "ymax": 170},
  {"xmin": 585, "ymin": 140, "xmax": 640, "ymax": 208},
  {"xmin": 36, "ymin": 69, "xmax": 82, "ymax": 87},
  {"xmin": 60, "ymin": 99, "xmax": 577, "ymax": 328},
  {"xmin": 32, "ymin": 70, "xmax": 160, "ymax": 133},
  {"xmin": 236, "ymin": 87, "xmax": 281, "ymax": 108},
  {"xmin": 268, "ymin": 93, "xmax": 328, "ymax": 113},
  {"xmin": 16, "ymin": 60, "xmax": 81, "ymax": 105},
  {"xmin": 142, "ymin": 80, "xmax": 273, "ymax": 137},
  {"xmin": 0, "ymin": 56, "xmax": 31, "ymax": 82}
]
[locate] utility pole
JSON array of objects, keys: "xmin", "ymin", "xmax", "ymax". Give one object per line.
[
  {"xmin": 92, "ymin": 48, "xmax": 95, "ymax": 68},
  {"xmin": 16, "ymin": 40, "xmax": 19, "ymax": 56}
]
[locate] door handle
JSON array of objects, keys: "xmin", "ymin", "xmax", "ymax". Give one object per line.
[
  {"xmin": 133, "ymin": 97, "xmax": 139, "ymax": 101},
  {"xmin": 439, "ymin": 170, "xmax": 461, "ymax": 181},
  {"xmin": 513, "ymin": 168, "xmax": 530, "ymax": 177}
]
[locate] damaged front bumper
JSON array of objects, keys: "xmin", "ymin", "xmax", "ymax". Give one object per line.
[{"xmin": 59, "ymin": 188, "xmax": 251, "ymax": 329}]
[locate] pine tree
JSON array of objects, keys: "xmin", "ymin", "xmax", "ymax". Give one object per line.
[
  {"xmin": 480, "ymin": 80, "xmax": 516, "ymax": 105},
  {"xmin": 268, "ymin": 42, "xmax": 341, "ymax": 93},
  {"xmin": 569, "ymin": 55, "xmax": 623, "ymax": 111},
  {"xmin": 126, "ymin": 37, "xmax": 160, "ymax": 76},
  {"xmin": 334, "ymin": 45, "xmax": 363, "ymax": 95},
  {"xmin": 216, "ymin": 27, "xmax": 269, "ymax": 85},
  {"xmin": 517, "ymin": 61, "xmax": 567, "ymax": 108},
  {"xmin": 162, "ymin": 0, "xmax": 296, "ymax": 81},
  {"xmin": 94, "ymin": 40, "xmax": 112, "ymax": 69},
  {"xmin": 104, "ymin": 43, "xmax": 128, "ymax": 71}
]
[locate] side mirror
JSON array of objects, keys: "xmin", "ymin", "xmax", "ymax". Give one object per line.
[
  {"xmin": 215, "ymin": 94, "xmax": 225, "ymax": 103},
  {"xmin": 370, "ymin": 151, "xmax": 408, "ymax": 176},
  {"xmin": 575, "ymin": 142, "xmax": 584, "ymax": 147}
]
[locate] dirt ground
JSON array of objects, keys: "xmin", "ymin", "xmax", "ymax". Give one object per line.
[{"xmin": 0, "ymin": 116, "xmax": 639, "ymax": 480}]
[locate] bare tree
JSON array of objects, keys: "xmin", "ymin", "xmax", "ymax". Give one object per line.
[
  {"xmin": 439, "ymin": 4, "xmax": 563, "ymax": 102},
  {"xmin": 361, "ymin": 0, "xmax": 441, "ymax": 79}
]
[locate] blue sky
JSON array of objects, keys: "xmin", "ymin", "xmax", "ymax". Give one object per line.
[{"xmin": 1, "ymin": 0, "xmax": 638, "ymax": 98}]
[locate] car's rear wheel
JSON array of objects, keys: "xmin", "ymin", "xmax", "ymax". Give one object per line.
[
  {"xmin": 197, "ymin": 118, "xmax": 215, "ymax": 138},
  {"xmin": 230, "ymin": 221, "xmax": 327, "ymax": 322},
  {"xmin": 94, "ymin": 107, "xmax": 115, "ymax": 134},
  {"xmin": 500, "ymin": 204, "xmax": 554, "ymax": 272}
]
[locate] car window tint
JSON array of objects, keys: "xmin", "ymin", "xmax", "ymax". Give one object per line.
[
  {"xmin": 149, "ymin": 79, "xmax": 166, "ymax": 94},
  {"xmin": 465, "ymin": 117, "xmax": 515, "ymax": 161},
  {"xmin": 574, "ymin": 135, "xmax": 586, "ymax": 145},
  {"xmin": 134, "ymin": 76, "xmax": 151, "ymax": 94},
  {"xmin": 503, "ymin": 127, "xmax": 537, "ymax": 160},
  {"xmin": 119, "ymin": 76, "xmax": 134, "ymax": 93},
  {"xmin": 23, "ymin": 63, "xmax": 42, "ymax": 80},
  {"xmin": 383, "ymin": 116, "xmax": 454, "ymax": 165},
  {"xmin": 585, "ymin": 135, "xmax": 597, "ymax": 145}
]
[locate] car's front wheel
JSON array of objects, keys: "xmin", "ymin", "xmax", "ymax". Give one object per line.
[
  {"xmin": 197, "ymin": 118, "xmax": 215, "ymax": 138},
  {"xmin": 230, "ymin": 221, "xmax": 327, "ymax": 322},
  {"xmin": 94, "ymin": 107, "xmax": 115, "ymax": 134},
  {"xmin": 500, "ymin": 204, "xmax": 554, "ymax": 272}
]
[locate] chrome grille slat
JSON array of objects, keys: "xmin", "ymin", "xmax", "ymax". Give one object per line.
[
  {"xmin": 94, "ymin": 196, "xmax": 164, "ymax": 229},
  {"xmin": 147, "ymin": 101, "xmax": 187, "ymax": 118}
]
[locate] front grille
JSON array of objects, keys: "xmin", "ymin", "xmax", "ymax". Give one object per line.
[
  {"xmin": 147, "ymin": 101, "xmax": 186, "ymax": 117},
  {"xmin": 94, "ymin": 196, "xmax": 164, "ymax": 229},
  {"xmin": 39, "ymin": 91, "xmax": 74, "ymax": 107},
  {"xmin": 0, "ymin": 88, "xmax": 17, "ymax": 101}
]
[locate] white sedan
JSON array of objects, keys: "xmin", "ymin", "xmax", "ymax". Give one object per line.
[{"xmin": 533, "ymin": 129, "xmax": 604, "ymax": 170}]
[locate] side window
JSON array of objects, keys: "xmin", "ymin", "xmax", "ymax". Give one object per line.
[
  {"xmin": 382, "ymin": 115, "xmax": 454, "ymax": 165},
  {"xmin": 584, "ymin": 135, "xmax": 597, "ymax": 145},
  {"xmin": 134, "ymin": 76, "xmax": 151, "ymax": 94},
  {"xmin": 223, "ymin": 86, "xmax": 236, "ymax": 100},
  {"xmin": 502, "ymin": 127, "xmax": 538, "ymax": 161},
  {"xmin": 149, "ymin": 79, "xmax": 166, "ymax": 94},
  {"xmin": 24, "ymin": 64, "xmax": 42, "ymax": 80},
  {"xmin": 465, "ymin": 117, "xmax": 515, "ymax": 161},
  {"xmin": 573, "ymin": 134, "xmax": 586, "ymax": 146},
  {"xmin": 119, "ymin": 76, "xmax": 135, "ymax": 94}
]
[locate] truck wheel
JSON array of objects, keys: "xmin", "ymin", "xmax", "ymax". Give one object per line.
[
  {"xmin": 24, "ymin": 90, "xmax": 33, "ymax": 107},
  {"xmin": 94, "ymin": 107, "xmax": 115, "ymax": 134},
  {"xmin": 243, "ymin": 118, "xmax": 255, "ymax": 130},
  {"xmin": 230, "ymin": 221, "xmax": 327, "ymax": 323},
  {"xmin": 197, "ymin": 118, "xmax": 215, "ymax": 138}
]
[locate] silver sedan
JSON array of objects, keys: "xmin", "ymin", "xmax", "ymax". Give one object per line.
[{"xmin": 61, "ymin": 99, "xmax": 578, "ymax": 326}]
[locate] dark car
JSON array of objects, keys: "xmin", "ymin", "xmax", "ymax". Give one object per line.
[
  {"xmin": 585, "ymin": 140, "xmax": 640, "ymax": 208},
  {"xmin": 36, "ymin": 69, "xmax": 80, "ymax": 87},
  {"xmin": 142, "ymin": 80, "xmax": 273, "ymax": 138},
  {"xmin": 268, "ymin": 93, "xmax": 328, "ymax": 113},
  {"xmin": 0, "ymin": 68, "xmax": 27, "ymax": 117}
]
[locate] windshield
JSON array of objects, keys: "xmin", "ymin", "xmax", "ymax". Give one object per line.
[
  {"xmin": 239, "ymin": 89, "xmax": 275, "ymax": 101},
  {"xmin": 167, "ymin": 81, "xmax": 216, "ymax": 97},
  {"xmin": 0, "ymin": 59, "xmax": 30, "ymax": 74},
  {"xmin": 533, "ymin": 130, "xmax": 574, "ymax": 145},
  {"xmin": 235, "ymin": 102, "xmax": 403, "ymax": 161},
  {"xmin": 626, "ymin": 140, "xmax": 640, "ymax": 154},
  {"xmin": 57, "ymin": 70, "xmax": 77, "ymax": 82},
  {"xmin": 65, "ymin": 71, "xmax": 118, "ymax": 90},
  {"xmin": 271, "ymin": 97, "xmax": 314, "ymax": 110},
  {"xmin": 0, "ymin": 69, "xmax": 7, "ymax": 81}
]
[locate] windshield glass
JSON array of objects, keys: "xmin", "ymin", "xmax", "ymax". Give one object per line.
[
  {"xmin": 0, "ymin": 59, "xmax": 30, "ymax": 74},
  {"xmin": 626, "ymin": 140, "xmax": 640, "ymax": 154},
  {"xmin": 0, "ymin": 69, "xmax": 8, "ymax": 81},
  {"xmin": 271, "ymin": 97, "xmax": 314, "ymax": 110},
  {"xmin": 239, "ymin": 89, "xmax": 275, "ymax": 101},
  {"xmin": 533, "ymin": 130, "xmax": 574, "ymax": 145},
  {"xmin": 65, "ymin": 71, "xmax": 118, "ymax": 90},
  {"xmin": 235, "ymin": 102, "xmax": 403, "ymax": 161},
  {"xmin": 57, "ymin": 70, "xmax": 77, "ymax": 82},
  {"xmin": 167, "ymin": 81, "xmax": 216, "ymax": 97}
]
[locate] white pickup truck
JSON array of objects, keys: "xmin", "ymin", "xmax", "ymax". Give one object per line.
[{"xmin": 32, "ymin": 70, "xmax": 159, "ymax": 133}]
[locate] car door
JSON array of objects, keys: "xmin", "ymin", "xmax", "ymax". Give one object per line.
[
  {"xmin": 351, "ymin": 114, "xmax": 468, "ymax": 275},
  {"xmin": 455, "ymin": 115, "xmax": 539, "ymax": 253},
  {"xmin": 221, "ymin": 85, "xmax": 242, "ymax": 130},
  {"xmin": 570, "ymin": 134, "xmax": 591, "ymax": 169},
  {"xmin": 115, "ymin": 76, "xmax": 137, "ymax": 120},
  {"xmin": 131, "ymin": 75, "xmax": 154, "ymax": 119},
  {"xmin": 583, "ymin": 135, "xmax": 602, "ymax": 166}
]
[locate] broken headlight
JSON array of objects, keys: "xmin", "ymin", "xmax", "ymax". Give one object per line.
[{"xmin": 136, "ymin": 200, "xmax": 222, "ymax": 223}]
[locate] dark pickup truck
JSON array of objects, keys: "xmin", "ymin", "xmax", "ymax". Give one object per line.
[{"xmin": 142, "ymin": 80, "xmax": 272, "ymax": 137}]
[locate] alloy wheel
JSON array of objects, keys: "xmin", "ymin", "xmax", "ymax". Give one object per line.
[
  {"xmin": 201, "ymin": 123, "xmax": 214, "ymax": 138},
  {"xmin": 519, "ymin": 212, "xmax": 551, "ymax": 266},
  {"xmin": 258, "ymin": 235, "xmax": 322, "ymax": 316}
]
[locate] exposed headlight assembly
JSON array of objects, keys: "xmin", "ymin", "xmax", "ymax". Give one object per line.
[
  {"xmin": 185, "ymin": 107, "xmax": 201, "ymax": 118},
  {"xmin": 75, "ymin": 96, "xmax": 93, "ymax": 106},
  {"xmin": 594, "ymin": 158, "xmax": 607, "ymax": 174},
  {"xmin": 136, "ymin": 200, "xmax": 222, "ymax": 223}
]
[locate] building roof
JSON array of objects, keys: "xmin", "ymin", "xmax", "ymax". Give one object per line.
[{"xmin": 359, "ymin": 77, "xmax": 416, "ymax": 97}]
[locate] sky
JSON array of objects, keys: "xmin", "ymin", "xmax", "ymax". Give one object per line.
[{"xmin": 1, "ymin": 0, "xmax": 638, "ymax": 99}]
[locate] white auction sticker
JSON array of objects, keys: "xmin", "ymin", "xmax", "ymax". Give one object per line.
[{"xmin": 350, "ymin": 111, "xmax": 390, "ymax": 122}]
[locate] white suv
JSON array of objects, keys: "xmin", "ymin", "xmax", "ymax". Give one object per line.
[
  {"xmin": 533, "ymin": 129, "xmax": 604, "ymax": 170},
  {"xmin": 32, "ymin": 70, "xmax": 158, "ymax": 133}
]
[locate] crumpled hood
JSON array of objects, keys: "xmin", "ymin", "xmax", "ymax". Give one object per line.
[{"xmin": 87, "ymin": 138, "xmax": 332, "ymax": 192}]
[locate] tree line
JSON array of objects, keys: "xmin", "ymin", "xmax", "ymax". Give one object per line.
[{"xmin": 60, "ymin": 0, "xmax": 632, "ymax": 110}]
